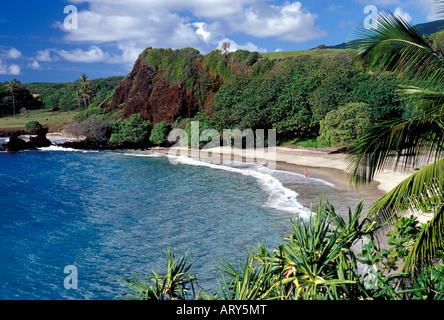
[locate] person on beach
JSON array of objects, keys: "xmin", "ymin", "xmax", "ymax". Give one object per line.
[{"xmin": 305, "ymin": 169, "xmax": 309, "ymax": 179}]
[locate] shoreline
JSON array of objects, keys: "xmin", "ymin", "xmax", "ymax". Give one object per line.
[
  {"xmin": 146, "ymin": 145, "xmax": 432, "ymax": 224},
  {"xmin": 150, "ymin": 145, "xmax": 411, "ymax": 194},
  {"xmin": 5, "ymin": 133, "xmax": 429, "ymax": 224}
]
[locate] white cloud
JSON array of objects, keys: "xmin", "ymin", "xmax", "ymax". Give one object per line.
[
  {"xmin": 0, "ymin": 47, "xmax": 22, "ymax": 60},
  {"xmin": 394, "ymin": 7, "xmax": 412, "ymax": 24},
  {"xmin": 35, "ymin": 49, "xmax": 55, "ymax": 62},
  {"xmin": 56, "ymin": 46, "xmax": 107, "ymax": 63},
  {"xmin": 55, "ymin": 0, "xmax": 325, "ymax": 61},
  {"xmin": 408, "ymin": 0, "xmax": 442, "ymax": 21},
  {"xmin": 0, "ymin": 59, "xmax": 20, "ymax": 75},
  {"xmin": 28, "ymin": 61, "xmax": 42, "ymax": 70},
  {"xmin": 232, "ymin": 2, "xmax": 326, "ymax": 42},
  {"xmin": 217, "ymin": 38, "xmax": 267, "ymax": 53},
  {"xmin": 6, "ymin": 48, "xmax": 22, "ymax": 59}
]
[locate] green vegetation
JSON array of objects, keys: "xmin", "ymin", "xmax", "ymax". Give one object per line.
[
  {"xmin": 0, "ymin": 109, "xmax": 80, "ymax": 132},
  {"xmin": 24, "ymin": 121, "xmax": 43, "ymax": 134},
  {"xmin": 109, "ymin": 113, "xmax": 152, "ymax": 144},
  {"xmin": 118, "ymin": 200, "xmax": 444, "ymax": 300},
  {"xmin": 149, "ymin": 120, "xmax": 171, "ymax": 146},
  {"xmin": 261, "ymin": 48, "xmax": 357, "ymax": 60},
  {"xmin": 347, "ymin": 10, "xmax": 444, "ymax": 275},
  {"xmin": 318, "ymin": 102, "xmax": 373, "ymax": 147},
  {"xmin": 22, "ymin": 76, "xmax": 123, "ymax": 111}
]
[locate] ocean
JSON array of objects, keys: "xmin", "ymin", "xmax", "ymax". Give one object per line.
[{"xmin": 0, "ymin": 140, "xmax": 373, "ymax": 299}]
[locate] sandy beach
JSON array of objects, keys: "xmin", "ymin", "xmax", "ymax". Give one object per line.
[
  {"xmin": 154, "ymin": 145, "xmax": 412, "ymax": 193},
  {"xmin": 149, "ymin": 145, "xmax": 432, "ymax": 224}
]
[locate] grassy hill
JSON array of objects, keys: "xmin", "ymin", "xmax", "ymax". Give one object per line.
[
  {"xmin": 0, "ymin": 109, "xmax": 80, "ymax": 133},
  {"xmin": 261, "ymin": 48, "xmax": 358, "ymax": 60}
]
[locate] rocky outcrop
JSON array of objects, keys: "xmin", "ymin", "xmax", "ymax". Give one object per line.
[
  {"xmin": 0, "ymin": 135, "xmax": 36, "ymax": 152},
  {"xmin": 0, "ymin": 128, "xmax": 52, "ymax": 152},
  {"xmin": 101, "ymin": 48, "xmax": 214, "ymax": 125}
]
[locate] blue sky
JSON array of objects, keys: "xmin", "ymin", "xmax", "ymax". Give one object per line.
[{"xmin": 0, "ymin": 0, "xmax": 440, "ymax": 83}]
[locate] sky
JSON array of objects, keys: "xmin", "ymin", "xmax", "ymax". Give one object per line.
[{"xmin": 0, "ymin": 0, "xmax": 441, "ymax": 83}]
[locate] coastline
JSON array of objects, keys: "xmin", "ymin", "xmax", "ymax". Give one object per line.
[
  {"xmin": 145, "ymin": 145, "xmax": 432, "ymax": 224},
  {"xmin": 6, "ymin": 132, "xmax": 429, "ymax": 224},
  {"xmin": 150, "ymin": 145, "xmax": 411, "ymax": 194}
]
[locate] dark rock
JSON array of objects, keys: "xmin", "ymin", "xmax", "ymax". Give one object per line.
[
  {"xmin": 58, "ymin": 139, "xmax": 152, "ymax": 151},
  {"xmin": 29, "ymin": 128, "xmax": 52, "ymax": 148},
  {"xmin": 0, "ymin": 127, "xmax": 52, "ymax": 152},
  {"xmin": 0, "ymin": 136, "xmax": 36, "ymax": 152},
  {"xmin": 0, "ymin": 130, "xmax": 26, "ymax": 138}
]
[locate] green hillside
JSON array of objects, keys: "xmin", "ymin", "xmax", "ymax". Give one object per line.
[{"xmin": 261, "ymin": 48, "xmax": 357, "ymax": 60}]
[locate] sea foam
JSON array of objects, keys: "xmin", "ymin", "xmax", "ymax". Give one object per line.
[{"xmin": 124, "ymin": 151, "xmax": 312, "ymax": 219}]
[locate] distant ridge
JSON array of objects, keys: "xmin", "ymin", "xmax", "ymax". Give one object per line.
[{"xmin": 325, "ymin": 19, "xmax": 444, "ymax": 50}]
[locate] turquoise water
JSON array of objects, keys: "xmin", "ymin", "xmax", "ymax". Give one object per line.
[{"xmin": 1, "ymin": 145, "xmax": 330, "ymax": 299}]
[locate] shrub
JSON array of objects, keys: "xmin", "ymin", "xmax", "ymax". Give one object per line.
[
  {"xmin": 63, "ymin": 115, "xmax": 111, "ymax": 141},
  {"xmin": 149, "ymin": 121, "xmax": 171, "ymax": 146},
  {"xmin": 109, "ymin": 113, "xmax": 152, "ymax": 144},
  {"xmin": 25, "ymin": 121, "xmax": 43, "ymax": 134},
  {"xmin": 317, "ymin": 102, "xmax": 373, "ymax": 147}
]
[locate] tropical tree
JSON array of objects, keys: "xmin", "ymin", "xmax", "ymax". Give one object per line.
[
  {"xmin": 79, "ymin": 74, "xmax": 93, "ymax": 108},
  {"xmin": 6, "ymin": 79, "xmax": 19, "ymax": 116},
  {"xmin": 346, "ymin": 5, "xmax": 444, "ymax": 276},
  {"xmin": 72, "ymin": 90, "xmax": 83, "ymax": 109}
]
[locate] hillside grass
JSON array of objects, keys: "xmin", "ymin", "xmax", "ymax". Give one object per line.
[
  {"xmin": 261, "ymin": 48, "xmax": 358, "ymax": 60},
  {"xmin": 0, "ymin": 109, "xmax": 81, "ymax": 132}
]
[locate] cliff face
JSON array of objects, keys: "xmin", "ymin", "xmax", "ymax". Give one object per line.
[
  {"xmin": 102, "ymin": 47, "xmax": 259, "ymax": 125},
  {"xmin": 103, "ymin": 48, "xmax": 212, "ymax": 124}
]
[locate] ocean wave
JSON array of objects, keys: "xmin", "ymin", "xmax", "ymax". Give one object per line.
[
  {"xmin": 123, "ymin": 151, "xmax": 311, "ymax": 219},
  {"xmin": 37, "ymin": 145, "xmax": 99, "ymax": 153}
]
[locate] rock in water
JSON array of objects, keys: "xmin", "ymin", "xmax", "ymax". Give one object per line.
[
  {"xmin": 0, "ymin": 135, "xmax": 36, "ymax": 152},
  {"xmin": 30, "ymin": 128, "xmax": 52, "ymax": 148},
  {"xmin": 0, "ymin": 128, "xmax": 52, "ymax": 151}
]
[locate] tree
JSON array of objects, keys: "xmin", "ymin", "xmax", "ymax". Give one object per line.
[
  {"xmin": 318, "ymin": 102, "xmax": 373, "ymax": 147},
  {"xmin": 149, "ymin": 120, "xmax": 171, "ymax": 145},
  {"xmin": 72, "ymin": 90, "xmax": 83, "ymax": 109},
  {"xmin": 110, "ymin": 113, "xmax": 152, "ymax": 144},
  {"xmin": 6, "ymin": 80, "xmax": 19, "ymax": 116},
  {"xmin": 346, "ymin": 7, "xmax": 444, "ymax": 276}
]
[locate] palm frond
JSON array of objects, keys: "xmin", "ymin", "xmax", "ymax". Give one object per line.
[
  {"xmin": 366, "ymin": 158, "xmax": 444, "ymax": 225},
  {"xmin": 346, "ymin": 116, "xmax": 444, "ymax": 187},
  {"xmin": 402, "ymin": 202, "xmax": 444, "ymax": 275},
  {"xmin": 356, "ymin": 11, "xmax": 444, "ymax": 89}
]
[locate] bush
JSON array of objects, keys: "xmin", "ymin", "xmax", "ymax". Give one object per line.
[
  {"xmin": 149, "ymin": 121, "xmax": 171, "ymax": 145},
  {"xmin": 63, "ymin": 115, "xmax": 111, "ymax": 141},
  {"xmin": 317, "ymin": 102, "xmax": 373, "ymax": 147},
  {"xmin": 24, "ymin": 121, "xmax": 43, "ymax": 134},
  {"xmin": 109, "ymin": 113, "xmax": 152, "ymax": 144}
]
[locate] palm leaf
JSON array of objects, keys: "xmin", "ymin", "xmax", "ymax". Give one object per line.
[
  {"xmin": 356, "ymin": 11, "xmax": 444, "ymax": 89},
  {"xmin": 346, "ymin": 116, "xmax": 444, "ymax": 187},
  {"xmin": 402, "ymin": 203, "xmax": 444, "ymax": 275},
  {"xmin": 366, "ymin": 158, "xmax": 444, "ymax": 224}
]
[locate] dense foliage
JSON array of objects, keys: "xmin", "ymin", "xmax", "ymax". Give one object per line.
[
  {"xmin": 118, "ymin": 201, "xmax": 444, "ymax": 300},
  {"xmin": 0, "ymin": 81, "xmax": 42, "ymax": 117},
  {"xmin": 318, "ymin": 102, "xmax": 373, "ymax": 147},
  {"xmin": 109, "ymin": 113, "xmax": 152, "ymax": 144},
  {"xmin": 23, "ymin": 76, "xmax": 123, "ymax": 111}
]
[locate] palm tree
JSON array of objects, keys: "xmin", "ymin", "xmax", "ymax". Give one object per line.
[
  {"xmin": 79, "ymin": 74, "xmax": 93, "ymax": 108},
  {"xmin": 72, "ymin": 90, "xmax": 83, "ymax": 109},
  {"xmin": 6, "ymin": 79, "xmax": 19, "ymax": 116},
  {"xmin": 346, "ymin": 5, "xmax": 444, "ymax": 276}
]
